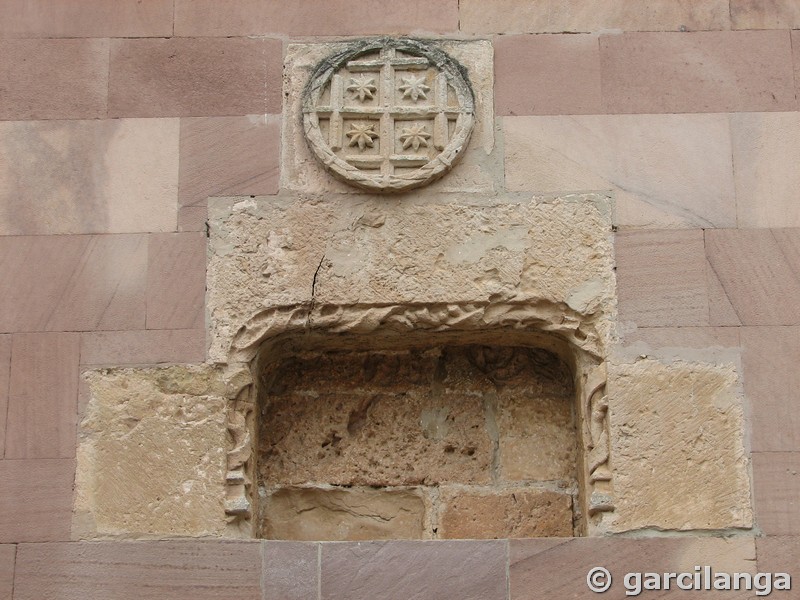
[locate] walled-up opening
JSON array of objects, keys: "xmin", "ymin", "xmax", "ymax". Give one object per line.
[{"xmin": 252, "ymin": 329, "xmax": 593, "ymax": 540}]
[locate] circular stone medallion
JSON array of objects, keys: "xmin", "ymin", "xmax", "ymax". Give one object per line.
[{"xmin": 302, "ymin": 38, "xmax": 475, "ymax": 193}]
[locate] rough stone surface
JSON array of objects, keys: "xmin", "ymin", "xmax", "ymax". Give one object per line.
[
  {"xmin": 282, "ymin": 40, "xmax": 495, "ymax": 195},
  {"xmin": 607, "ymin": 358, "xmax": 752, "ymax": 532},
  {"xmin": 439, "ymin": 487, "xmax": 573, "ymax": 538},
  {"xmin": 75, "ymin": 366, "xmax": 234, "ymax": 538},
  {"xmin": 262, "ymin": 487, "xmax": 425, "ymax": 541},
  {"xmin": 207, "ymin": 194, "xmax": 616, "ymax": 363}
]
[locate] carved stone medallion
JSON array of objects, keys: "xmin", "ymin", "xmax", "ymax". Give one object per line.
[{"xmin": 302, "ymin": 38, "xmax": 476, "ymax": 192}]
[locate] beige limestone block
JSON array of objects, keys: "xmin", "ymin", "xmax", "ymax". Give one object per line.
[
  {"xmin": 207, "ymin": 194, "xmax": 616, "ymax": 363},
  {"xmin": 75, "ymin": 366, "xmax": 234, "ymax": 538},
  {"xmin": 261, "ymin": 487, "xmax": 425, "ymax": 541},
  {"xmin": 731, "ymin": 112, "xmax": 800, "ymax": 228},
  {"xmin": 439, "ymin": 487, "xmax": 573, "ymax": 538},
  {"xmin": 503, "ymin": 114, "xmax": 736, "ymax": 228},
  {"xmin": 461, "ymin": 0, "xmax": 730, "ymax": 33},
  {"xmin": 607, "ymin": 359, "xmax": 753, "ymax": 532},
  {"xmin": 281, "ymin": 40, "xmax": 494, "ymax": 195},
  {"xmin": 0, "ymin": 119, "xmax": 179, "ymax": 235}
]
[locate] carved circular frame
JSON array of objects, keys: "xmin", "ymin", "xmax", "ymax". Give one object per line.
[{"xmin": 302, "ymin": 38, "xmax": 476, "ymax": 193}]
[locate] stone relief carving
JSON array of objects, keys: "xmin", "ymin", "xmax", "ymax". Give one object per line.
[
  {"xmin": 583, "ymin": 363, "xmax": 615, "ymax": 520},
  {"xmin": 302, "ymin": 37, "xmax": 475, "ymax": 192}
]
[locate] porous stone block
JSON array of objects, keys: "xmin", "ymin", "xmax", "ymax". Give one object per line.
[
  {"xmin": 503, "ymin": 114, "xmax": 736, "ymax": 228},
  {"xmin": 321, "ymin": 540, "xmax": 507, "ymax": 600},
  {"xmin": 0, "ymin": 459, "xmax": 75, "ymax": 543},
  {"xmin": 0, "ymin": 119, "xmax": 179, "ymax": 235},
  {"xmin": 495, "ymin": 34, "xmax": 602, "ymax": 115},
  {"xmin": 731, "ymin": 112, "xmax": 800, "ymax": 228},
  {"xmin": 109, "ymin": 37, "xmax": 282, "ymax": 117},
  {"xmin": 511, "ymin": 537, "xmax": 756, "ymax": 599},
  {"xmin": 262, "ymin": 487, "xmax": 425, "ymax": 541},
  {"xmin": 208, "ymin": 194, "xmax": 615, "ymax": 363},
  {"xmin": 0, "ymin": 235, "xmax": 148, "ymax": 332},
  {"xmin": 0, "ymin": 39, "xmax": 108, "ymax": 120},
  {"xmin": 461, "ymin": 0, "xmax": 730, "ymax": 33},
  {"xmin": 281, "ymin": 40, "xmax": 495, "ymax": 195},
  {"xmin": 607, "ymin": 359, "xmax": 752, "ymax": 532},
  {"xmin": 175, "ymin": 0, "xmax": 459, "ymax": 36},
  {"xmin": 705, "ymin": 228, "xmax": 800, "ymax": 326},
  {"xmin": 13, "ymin": 541, "xmax": 262, "ymax": 600},
  {"xmin": 6, "ymin": 333, "xmax": 80, "ymax": 459},
  {"xmin": 75, "ymin": 366, "xmax": 235, "ymax": 538},
  {"xmin": 600, "ymin": 31, "xmax": 796, "ymax": 113},
  {"xmin": 439, "ymin": 487, "xmax": 573, "ymax": 538},
  {"xmin": 0, "ymin": 0, "xmax": 174, "ymax": 37}
]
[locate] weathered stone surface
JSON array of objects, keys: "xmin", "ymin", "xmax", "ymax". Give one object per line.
[
  {"xmin": 607, "ymin": 358, "xmax": 752, "ymax": 532},
  {"xmin": 0, "ymin": 545, "xmax": 13, "ymax": 600},
  {"xmin": 321, "ymin": 540, "xmax": 507, "ymax": 600},
  {"xmin": 13, "ymin": 541, "xmax": 262, "ymax": 600},
  {"xmin": 503, "ymin": 114, "xmax": 736, "ymax": 228},
  {"xmin": 439, "ymin": 487, "xmax": 573, "ymax": 539},
  {"xmin": 0, "ymin": 119, "xmax": 179, "ymax": 235},
  {"xmin": 511, "ymin": 537, "xmax": 757, "ymax": 599},
  {"xmin": 75, "ymin": 366, "xmax": 236, "ymax": 538},
  {"xmin": 261, "ymin": 487, "xmax": 425, "ymax": 541},
  {"xmin": 263, "ymin": 541, "xmax": 319, "ymax": 600},
  {"xmin": 207, "ymin": 194, "xmax": 615, "ymax": 363},
  {"xmin": 463, "ymin": 0, "xmax": 730, "ymax": 33},
  {"xmin": 282, "ymin": 40, "xmax": 494, "ymax": 195},
  {"xmin": 732, "ymin": 0, "xmax": 800, "ymax": 29}
]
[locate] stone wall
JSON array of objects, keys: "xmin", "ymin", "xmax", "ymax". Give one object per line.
[{"xmin": 1, "ymin": 1, "xmax": 799, "ymax": 598}]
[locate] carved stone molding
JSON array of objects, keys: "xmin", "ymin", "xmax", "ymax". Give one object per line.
[{"xmin": 302, "ymin": 38, "xmax": 475, "ymax": 192}]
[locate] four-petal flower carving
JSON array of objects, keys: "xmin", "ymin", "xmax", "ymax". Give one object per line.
[
  {"xmin": 398, "ymin": 75, "xmax": 430, "ymax": 102},
  {"xmin": 346, "ymin": 123, "xmax": 379, "ymax": 150},
  {"xmin": 346, "ymin": 75, "xmax": 377, "ymax": 102},
  {"xmin": 399, "ymin": 124, "xmax": 431, "ymax": 151}
]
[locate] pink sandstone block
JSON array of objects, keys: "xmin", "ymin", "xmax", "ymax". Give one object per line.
[
  {"xmin": 0, "ymin": 459, "xmax": 75, "ymax": 542},
  {"xmin": 705, "ymin": 229, "xmax": 800, "ymax": 326},
  {"xmin": 615, "ymin": 230, "xmax": 710, "ymax": 327},
  {"xmin": 108, "ymin": 37, "xmax": 282, "ymax": 118},
  {"xmin": 0, "ymin": 0, "xmax": 173, "ymax": 38},
  {"xmin": 742, "ymin": 327, "xmax": 800, "ymax": 452},
  {"xmin": 757, "ymin": 537, "xmax": 800, "ymax": 576},
  {"xmin": 0, "ymin": 336, "xmax": 9, "ymax": 458},
  {"xmin": 146, "ymin": 233, "xmax": 206, "ymax": 331},
  {"xmin": 0, "ymin": 545, "xmax": 13, "ymax": 600},
  {"xmin": 732, "ymin": 0, "xmax": 800, "ymax": 29},
  {"xmin": 13, "ymin": 540, "xmax": 262, "ymax": 599},
  {"xmin": 600, "ymin": 31, "xmax": 796, "ymax": 113},
  {"xmin": 752, "ymin": 452, "xmax": 800, "ymax": 536},
  {"xmin": 179, "ymin": 116, "xmax": 280, "ymax": 211},
  {"xmin": 174, "ymin": 0, "xmax": 459, "ymax": 36},
  {"xmin": 321, "ymin": 541, "xmax": 506, "ymax": 600},
  {"xmin": 6, "ymin": 333, "xmax": 79, "ymax": 459},
  {"xmin": 80, "ymin": 329, "xmax": 206, "ymax": 366},
  {"xmin": 0, "ymin": 39, "xmax": 108, "ymax": 121},
  {"xmin": 0, "ymin": 235, "xmax": 148, "ymax": 333},
  {"xmin": 461, "ymin": 0, "xmax": 731, "ymax": 34},
  {"xmin": 0, "ymin": 119, "xmax": 179, "ymax": 236},
  {"xmin": 263, "ymin": 542, "xmax": 319, "ymax": 600},
  {"xmin": 495, "ymin": 34, "xmax": 602, "ymax": 116}
]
